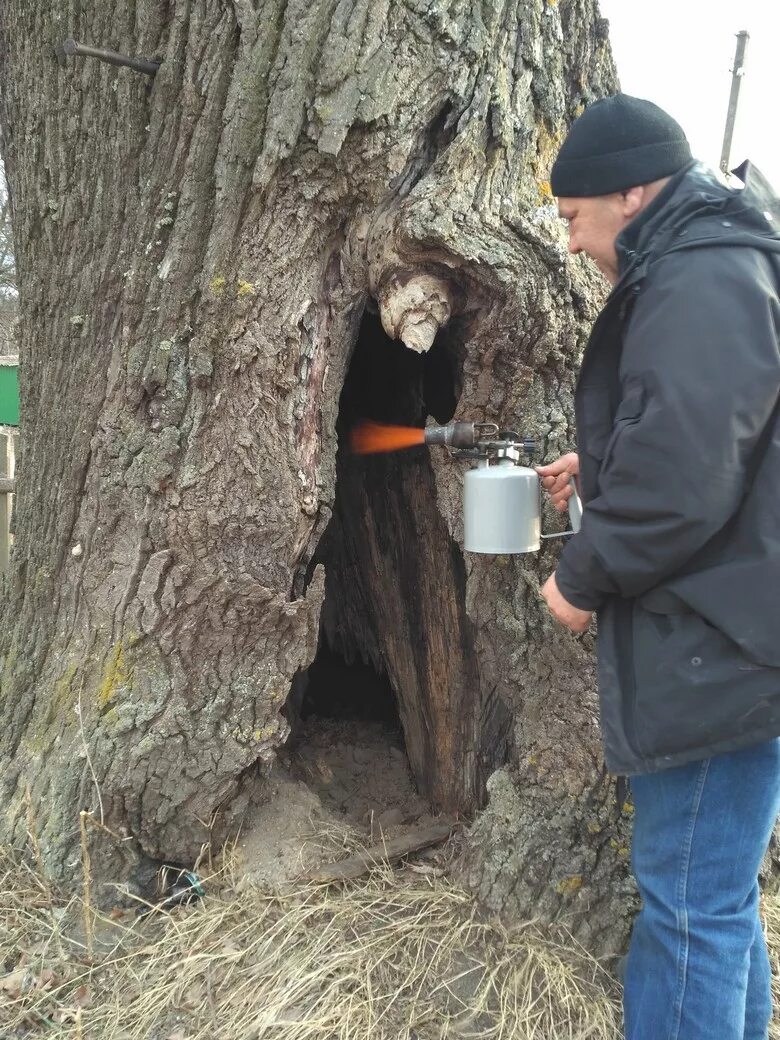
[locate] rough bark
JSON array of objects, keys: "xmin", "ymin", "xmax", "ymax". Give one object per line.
[{"xmin": 0, "ymin": 0, "xmax": 634, "ymax": 955}]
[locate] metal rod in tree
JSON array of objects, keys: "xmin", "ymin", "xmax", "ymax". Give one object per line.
[
  {"xmin": 60, "ymin": 38, "xmax": 160, "ymax": 77},
  {"xmin": 720, "ymin": 31, "xmax": 750, "ymax": 175}
]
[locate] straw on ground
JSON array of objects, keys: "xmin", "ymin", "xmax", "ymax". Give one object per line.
[{"xmin": 2, "ymin": 842, "xmax": 779, "ymax": 1040}]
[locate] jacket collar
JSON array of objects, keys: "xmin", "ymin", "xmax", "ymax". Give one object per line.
[
  {"xmin": 615, "ymin": 160, "xmax": 697, "ymax": 275},
  {"xmin": 607, "ymin": 160, "xmax": 780, "ymax": 299}
]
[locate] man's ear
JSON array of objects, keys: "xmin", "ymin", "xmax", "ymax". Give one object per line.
[{"xmin": 621, "ymin": 186, "xmax": 645, "ymax": 219}]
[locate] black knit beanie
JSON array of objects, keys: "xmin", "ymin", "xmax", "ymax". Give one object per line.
[{"xmin": 550, "ymin": 94, "xmax": 692, "ymax": 197}]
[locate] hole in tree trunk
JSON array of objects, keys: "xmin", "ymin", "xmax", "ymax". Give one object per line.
[
  {"xmin": 300, "ymin": 641, "xmax": 399, "ymax": 726},
  {"xmin": 286, "ymin": 306, "xmax": 511, "ymax": 820},
  {"xmin": 285, "ymin": 638, "xmax": 430, "ymax": 826}
]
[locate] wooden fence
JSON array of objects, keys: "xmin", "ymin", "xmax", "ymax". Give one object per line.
[{"xmin": 0, "ymin": 427, "xmax": 16, "ymax": 574}]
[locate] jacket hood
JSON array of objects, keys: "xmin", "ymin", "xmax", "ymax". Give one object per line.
[{"xmin": 616, "ymin": 160, "xmax": 780, "ymax": 277}]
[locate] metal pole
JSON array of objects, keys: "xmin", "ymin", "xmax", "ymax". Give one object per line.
[
  {"xmin": 61, "ymin": 38, "xmax": 160, "ymax": 77},
  {"xmin": 720, "ymin": 31, "xmax": 750, "ymax": 175}
]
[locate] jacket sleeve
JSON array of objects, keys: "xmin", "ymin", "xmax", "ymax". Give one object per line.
[{"xmin": 556, "ymin": 247, "xmax": 780, "ymax": 612}]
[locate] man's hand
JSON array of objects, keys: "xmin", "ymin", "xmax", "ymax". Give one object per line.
[
  {"xmin": 537, "ymin": 454, "xmax": 591, "ymax": 632},
  {"xmin": 536, "ymin": 452, "xmax": 579, "ymax": 513},
  {"xmin": 541, "ymin": 572, "xmax": 592, "ymax": 634}
]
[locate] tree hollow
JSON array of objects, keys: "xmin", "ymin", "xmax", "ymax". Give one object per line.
[{"xmin": 290, "ymin": 307, "xmax": 511, "ymax": 815}]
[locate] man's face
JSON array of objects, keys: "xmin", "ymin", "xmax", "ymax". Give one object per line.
[{"xmin": 557, "ymin": 190, "xmax": 644, "ymax": 285}]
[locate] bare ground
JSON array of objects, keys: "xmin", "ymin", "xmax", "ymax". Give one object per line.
[{"xmin": 236, "ymin": 716, "xmax": 444, "ymax": 890}]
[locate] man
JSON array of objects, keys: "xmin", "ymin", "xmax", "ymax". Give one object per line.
[{"xmin": 537, "ymin": 94, "xmax": 780, "ymax": 1040}]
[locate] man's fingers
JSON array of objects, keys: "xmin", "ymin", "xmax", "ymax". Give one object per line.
[
  {"xmin": 542, "ymin": 473, "xmax": 571, "ymax": 495},
  {"xmin": 536, "ymin": 452, "xmax": 579, "ymax": 480},
  {"xmin": 549, "ymin": 484, "xmax": 574, "ymax": 509},
  {"xmin": 538, "ymin": 454, "xmax": 580, "ymax": 518},
  {"xmin": 536, "ymin": 462, "xmax": 569, "ymax": 478}
]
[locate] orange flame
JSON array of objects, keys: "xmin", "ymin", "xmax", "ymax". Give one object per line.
[{"xmin": 349, "ymin": 421, "xmax": 426, "ymax": 455}]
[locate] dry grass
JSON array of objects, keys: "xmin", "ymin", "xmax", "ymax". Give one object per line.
[
  {"xmin": 0, "ymin": 842, "xmax": 621, "ymax": 1040},
  {"xmin": 4, "ymin": 838, "xmax": 780, "ymax": 1040}
]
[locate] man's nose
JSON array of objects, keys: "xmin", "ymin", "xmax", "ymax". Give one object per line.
[{"xmin": 568, "ymin": 232, "xmax": 580, "ymax": 255}]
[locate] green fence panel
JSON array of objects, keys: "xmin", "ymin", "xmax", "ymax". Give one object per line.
[{"xmin": 0, "ymin": 364, "xmax": 19, "ymax": 426}]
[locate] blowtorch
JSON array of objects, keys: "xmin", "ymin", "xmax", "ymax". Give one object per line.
[{"xmin": 351, "ymin": 420, "xmax": 583, "ymax": 555}]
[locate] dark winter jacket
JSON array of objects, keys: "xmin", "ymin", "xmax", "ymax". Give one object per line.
[{"xmin": 555, "ymin": 160, "xmax": 780, "ymax": 775}]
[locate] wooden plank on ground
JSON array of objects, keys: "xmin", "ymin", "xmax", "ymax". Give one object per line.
[{"xmin": 301, "ymin": 820, "xmax": 457, "ymax": 884}]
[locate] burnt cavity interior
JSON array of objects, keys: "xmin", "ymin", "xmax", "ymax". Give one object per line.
[
  {"xmin": 299, "ymin": 644, "xmax": 398, "ymax": 724},
  {"xmin": 285, "ymin": 306, "xmax": 509, "ymax": 821}
]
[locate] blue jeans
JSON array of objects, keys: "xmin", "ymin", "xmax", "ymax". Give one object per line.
[{"xmin": 624, "ymin": 739, "xmax": 780, "ymax": 1040}]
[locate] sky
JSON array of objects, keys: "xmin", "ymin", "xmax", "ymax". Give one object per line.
[{"xmin": 597, "ymin": 0, "xmax": 779, "ymax": 190}]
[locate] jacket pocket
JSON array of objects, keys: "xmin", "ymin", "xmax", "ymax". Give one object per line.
[
  {"xmin": 629, "ymin": 602, "xmax": 780, "ymax": 761},
  {"xmin": 649, "ymin": 558, "xmax": 780, "ymax": 668}
]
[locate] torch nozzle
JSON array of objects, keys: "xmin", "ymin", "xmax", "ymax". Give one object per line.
[
  {"xmin": 349, "ymin": 419, "xmax": 534, "ymax": 456},
  {"xmin": 424, "ymin": 422, "xmax": 477, "ymax": 449}
]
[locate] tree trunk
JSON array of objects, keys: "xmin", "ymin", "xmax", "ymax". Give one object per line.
[{"xmin": 0, "ymin": 0, "xmax": 633, "ymax": 955}]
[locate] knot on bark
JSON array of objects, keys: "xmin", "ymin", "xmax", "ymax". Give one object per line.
[{"xmin": 377, "ymin": 273, "xmax": 453, "ymax": 353}]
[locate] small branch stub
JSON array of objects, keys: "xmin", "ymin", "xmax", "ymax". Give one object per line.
[
  {"xmin": 378, "ymin": 273, "xmax": 453, "ymax": 353},
  {"xmin": 60, "ymin": 38, "xmax": 160, "ymax": 77}
]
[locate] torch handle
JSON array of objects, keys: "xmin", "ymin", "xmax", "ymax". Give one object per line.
[{"xmin": 567, "ymin": 477, "xmax": 583, "ymax": 534}]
